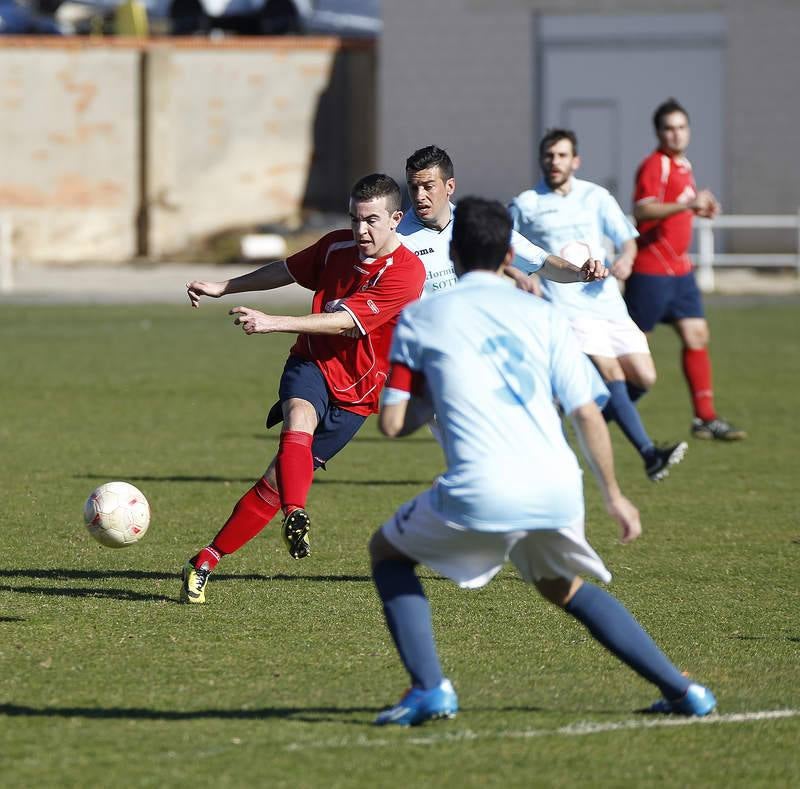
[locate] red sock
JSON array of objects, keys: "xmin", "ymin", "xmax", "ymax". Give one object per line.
[
  {"xmin": 682, "ymin": 347, "xmax": 716, "ymax": 421},
  {"xmin": 201, "ymin": 477, "xmax": 282, "ymax": 562},
  {"xmin": 276, "ymin": 430, "xmax": 314, "ymax": 515}
]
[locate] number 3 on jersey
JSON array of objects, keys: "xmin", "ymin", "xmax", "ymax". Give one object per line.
[{"xmin": 480, "ymin": 334, "xmax": 535, "ymax": 405}]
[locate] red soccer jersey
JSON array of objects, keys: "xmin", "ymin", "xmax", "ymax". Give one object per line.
[
  {"xmin": 633, "ymin": 149, "xmax": 697, "ymax": 276},
  {"xmin": 285, "ymin": 229, "xmax": 426, "ymax": 415}
]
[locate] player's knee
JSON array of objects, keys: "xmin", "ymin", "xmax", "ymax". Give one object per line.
[
  {"xmin": 637, "ymin": 367, "xmax": 657, "ymax": 390},
  {"xmin": 369, "ymin": 529, "xmax": 395, "ymax": 567},
  {"xmin": 534, "ymin": 576, "xmax": 580, "ymax": 607},
  {"xmin": 282, "ymin": 398, "xmax": 319, "ymax": 433}
]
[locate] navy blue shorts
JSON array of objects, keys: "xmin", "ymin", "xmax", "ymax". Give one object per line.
[
  {"xmin": 624, "ymin": 271, "xmax": 705, "ymax": 333},
  {"xmin": 266, "ymin": 355, "xmax": 366, "ymax": 470}
]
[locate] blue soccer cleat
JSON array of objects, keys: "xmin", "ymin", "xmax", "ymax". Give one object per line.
[
  {"xmin": 645, "ymin": 683, "xmax": 717, "ymax": 716},
  {"xmin": 374, "ymin": 679, "xmax": 459, "ymax": 726}
]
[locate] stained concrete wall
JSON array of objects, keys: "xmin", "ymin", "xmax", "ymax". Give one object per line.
[
  {"xmin": 0, "ymin": 37, "xmax": 375, "ymax": 264},
  {"xmin": 0, "ymin": 44, "xmax": 140, "ymax": 263},
  {"xmin": 145, "ymin": 39, "xmax": 375, "ymax": 257}
]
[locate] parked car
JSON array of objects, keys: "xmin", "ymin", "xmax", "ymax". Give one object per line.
[
  {"xmin": 53, "ymin": 0, "xmax": 381, "ymax": 36},
  {"xmin": 0, "ymin": 0, "xmax": 63, "ymax": 32}
]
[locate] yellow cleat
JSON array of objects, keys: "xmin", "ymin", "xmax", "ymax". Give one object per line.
[{"xmin": 180, "ymin": 561, "xmax": 210, "ymax": 604}]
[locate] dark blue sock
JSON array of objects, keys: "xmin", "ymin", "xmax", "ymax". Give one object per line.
[
  {"xmin": 372, "ymin": 559, "xmax": 443, "ymax": 690},
  {"xmin": 602, "ymin": 380, "xmax": 655, "ymax": 459},
  {"xmin": 627, "ymin": 381, "xmax": 647, "ymax": 404},
  {"xmin": 565, "ymin": 582, "xmax": 690, "ymax": 700}
]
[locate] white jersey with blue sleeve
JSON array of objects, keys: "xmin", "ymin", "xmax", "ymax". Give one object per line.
[
  {"xmin": 389, "ymin": 270, "xmax": 609, "ymax": 532},
  {"xmin": 398, "ymin": 204, "xmax": 548, "ymax": 298},
  {"xmin": 509, "ymin": 178, "xmax": 638, "ymax": 321}
]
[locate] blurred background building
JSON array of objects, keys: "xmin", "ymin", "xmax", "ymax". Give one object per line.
[{"xmin": 0, "ymin": 0, "xmax": 798, "ymax": 269}]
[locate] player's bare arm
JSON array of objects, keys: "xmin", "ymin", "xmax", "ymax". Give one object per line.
[
  {"xmin": 186, "ymin": 259, "xmax": 294, "ymax": 308},
  {"xmin": 609, "ymin": 239, "xmax": 638, "ymax": 280},
  {"xmin": 378, "ymin": 394, "xmax": 434, "ymax": 439},
  {"xmin": 503, "ymin": 264, "xmax": 543, "ymax": 296},
  {"xmin": 569, "ymin": 401, "xmax": 642, "ymax": 544},
  {"xmin": 229, "ymin": 306, "xmax": 357, "ymax": 336},
  {"xmin": 542, "ymin": 254, "xmax": 608, "ymax": 283}
]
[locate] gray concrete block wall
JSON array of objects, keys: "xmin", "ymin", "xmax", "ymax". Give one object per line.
[
  {"xmin": 381, "ymin": 0, "xmax": 800, "ymax": 248},
  {"xmin": 728, "ymin": 3, "xmax": 800, "ymax": 213},
  {"xmin": 379, "ymin": 0, "xmax": 534, "ymax": 198}
]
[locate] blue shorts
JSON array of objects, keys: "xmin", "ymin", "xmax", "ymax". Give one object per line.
[
  {"xmin": 624, "ymin": 271, "xmax": 705, "ymax": 333},
  {"xmin": 266, "ymin": 355, "xmax": 366, "ymax": 470}
]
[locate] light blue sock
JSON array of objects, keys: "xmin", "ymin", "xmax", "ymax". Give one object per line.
[
  {"xmin": 565, "ymin": 582, "xmax": 690, "ymax": 700},
  {"xmin": 372, "ymin": 559, "xmax": 443, "ymax": 690},
  {"xmin": 602, "ymin": 380, "xmax": 655, "ymax": 459}
]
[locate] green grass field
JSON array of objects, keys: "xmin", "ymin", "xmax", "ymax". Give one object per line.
[{"xmin": 1, "ymin": 299, "xmax": 798, "ymax": 788}]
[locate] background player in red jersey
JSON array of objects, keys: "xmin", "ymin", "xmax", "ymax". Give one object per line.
[
  {"xmin": 624, "ymin": 98, "xmax": 746, "ymax": 442},
  {"xmin": 179, "ymin": 173, "xmax": 426, "ymax": 603}
]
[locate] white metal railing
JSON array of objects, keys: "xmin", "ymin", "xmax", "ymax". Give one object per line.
[{"xmin": 695, "ymin": 211, "xmax": 800, "ymax": 292}]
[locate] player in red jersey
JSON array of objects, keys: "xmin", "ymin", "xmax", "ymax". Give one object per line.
[
  {"xmin": 625, "ymin": 98, "xmax": 746, "ymax": 442},
  {"xmin": 179, "ymin": 173, "xmax": 426, "ymax": 603}
]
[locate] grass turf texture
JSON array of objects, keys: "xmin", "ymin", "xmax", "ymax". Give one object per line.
[{"xmin": 1, "ymin": 299, "xmax": 798, "ymax": 788}]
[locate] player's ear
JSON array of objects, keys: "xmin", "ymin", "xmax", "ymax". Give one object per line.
[
  {"xmin": 446, "ymin": 178, "xmax": 455, "ymax": 198},
  {"xmin": 390, "ymin": 209, "xmax": 403, "ymax": 229},
  {"xmin": 572, "ymin": 155, "xmax": 581, "ymax": 173}
]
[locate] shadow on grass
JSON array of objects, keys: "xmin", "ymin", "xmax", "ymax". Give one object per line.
[
  {"xmin": 76, "ymin": 474, "xmax": 430, "ymax": 486},
  {"xmin": 0, "ymin": 702, "xmax": 374, "ymax": 723},
  {"xmin": 0, "ymin": 702, "xmax": 545, "ymax": 723},
  {"xmin": 0, "ymin": 569, "xmax": 373, "ymax": 584},
  {"xmin": 0, "ymin": 583, "xmax": 172, "ymax": 603},
  {"xmin": 0, "ymin": 616, "xmax": 25, "ymax": 623}
]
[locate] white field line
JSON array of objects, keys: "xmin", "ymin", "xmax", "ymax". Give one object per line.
[{"xmin": 284, "ymin": 709, "xmax": 799, "ymax": 752}]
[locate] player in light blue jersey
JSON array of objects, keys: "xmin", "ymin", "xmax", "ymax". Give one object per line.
[
  {"xmin": 510, "ymin": 129, "xmax": 687, "ymax": 482},
  {"xmin": 398, "ymin": 145, "xmax": 607, "ymax": 297},
  {"xmin": 368, "ymin": 196, "xmax": 716, "ymax": 726}
]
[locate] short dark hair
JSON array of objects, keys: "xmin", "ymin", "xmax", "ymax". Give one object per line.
[
  {"xmin": 451, "ymin": 196, "xmax": 512, "ymax": 272},
  {"xmin": 350, "ymin": 173, "xmax": 402, "ymax": 213},
  {"xmin": 653, "ymin": 98, "xmax": 689, "ymax": 131},
  {"xmin": 539, "ymin": 128, "xmax": 578, "ymax": 158},
  {"xmin": 405, "ymin": 145, "xmax": 454, "ymax": 181}
]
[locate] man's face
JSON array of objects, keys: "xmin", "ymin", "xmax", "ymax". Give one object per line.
[
  {"xmin": 406, "ymin": 166, "xmax": 455, "ymax": 229},
  {"xmin": 349, "ymin": 196, "xmax": 401, "ymax": 259},
  {"xmin": 657, "ymin": 111, "xmax": 691, "ymax": 155},
  {"xmin": 540, "ymin": 138, "xmax": 579, "ymax": 190}
]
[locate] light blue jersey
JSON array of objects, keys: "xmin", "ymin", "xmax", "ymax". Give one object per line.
[
  {"xmin": 390, "ymin": 271, "xmax": 609, "ymax": 532},
  {"xmin": 509, "ymin": 178, "xmax": 638, "ymax": 321},
  {"xmin": 399, "ymin": 204, "xmax": 549, "ymax": 298}
]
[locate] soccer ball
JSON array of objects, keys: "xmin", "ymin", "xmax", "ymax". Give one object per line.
[{"xmin": 83, "ymin": 481, "xmax": 150, "ymax": 548}]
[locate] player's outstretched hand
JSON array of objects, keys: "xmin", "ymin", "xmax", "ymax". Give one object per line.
[
  {"xmin": 580, "ymin": 258, "xmax": 608, "ymax": 282},
  {"xmin": 230, "ymin": 306, "xmax": 280, "ymax": 334},
  {"xmin": 606, "ymin": 493, "xmax": 642, "ymax": 544},
  {"xmin": 187, "ymin": 280, "xmax": 226, "ymax": 308}
]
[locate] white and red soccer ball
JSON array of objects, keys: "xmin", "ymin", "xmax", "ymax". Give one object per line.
[{"xmin": 83, "ymin": 481, "xmax": 150, "ymax": 548}]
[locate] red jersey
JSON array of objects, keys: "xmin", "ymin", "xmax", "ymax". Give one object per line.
[
  {"xmin": 286, "ymin": 229, "xmax": 426, "ymax": 415},
  {"xmin": 633, "ymin": 149, "xmax": 697, "ymax": 276}
]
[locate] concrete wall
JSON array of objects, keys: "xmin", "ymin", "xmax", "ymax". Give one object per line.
[
  {"xmin": 0, "ymin": 37, "xmax": 376, "ymax": 264},
  {"xmin": 0, "ymin": 44, "xmax": 140, "ymax": 263},
  {"xmin": 380, "ymin": 0, "xmax": 800, "ymax": 251}
]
